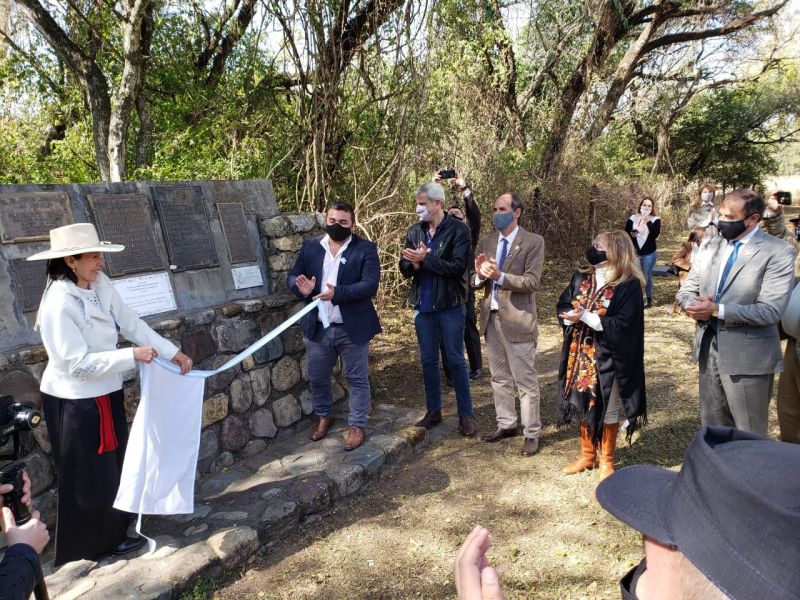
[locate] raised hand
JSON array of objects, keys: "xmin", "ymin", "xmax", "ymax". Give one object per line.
[{"xmin": 295, "ymin": 274, "xmax": 317, "ymax": 297}]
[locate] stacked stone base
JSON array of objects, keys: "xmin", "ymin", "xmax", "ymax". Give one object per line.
[{"xmin": 44, "ymin": 405, "xmax": 458, "ymax": 599}]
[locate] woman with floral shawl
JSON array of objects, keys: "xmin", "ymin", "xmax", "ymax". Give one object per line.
[{"xmin": 557, "ymin": 230, "xmax": 647, "ymax": 481}]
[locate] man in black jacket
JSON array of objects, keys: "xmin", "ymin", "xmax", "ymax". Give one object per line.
[
  {"xmin": 400, "ymin": 182, "xmax": 476, "ymax": 437},
  {"xmin": 438, "ymin": 170, "xmax": 483, "ymax": 383},
  {"xmin": 0, "ymin": 470, "xmax": 49, "ymax": 600}
]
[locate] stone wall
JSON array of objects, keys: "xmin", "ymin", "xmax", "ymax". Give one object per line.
[{"xmin": 0, "ymin": 210, "xmax": 338, "ymax": 528}]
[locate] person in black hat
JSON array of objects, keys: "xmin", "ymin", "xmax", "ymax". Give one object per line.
[{"xmin": 455, "ymin": 427, "xmax": 800, "ymax": 599}]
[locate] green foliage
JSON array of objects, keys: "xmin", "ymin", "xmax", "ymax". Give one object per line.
[{"xmin": 669, "ymin": 84, "xmax": 799, "ymax": 187}]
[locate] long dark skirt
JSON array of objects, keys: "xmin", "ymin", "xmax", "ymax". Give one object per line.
[{"xmin": 42, "ymin": 390, "xmax": 130, "ymax": 566}]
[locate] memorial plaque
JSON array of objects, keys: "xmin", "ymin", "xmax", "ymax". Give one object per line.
[
  {"xmin": 152, "ymin": 186, "xmax": 219, "ymax": 271},
  {"xmin": 112, "ymin": 272, "xmax": 177, "ymax": 317},
  {"xmin": 10, "ymin": 259, "xmax": 47, "ymax": 312},
  {"xmin": 88, "ymin": 193, "xmax": 163, "ymax": 276},
  {"xmin": 217, "ymin": 202, "xmax": 256, "ymax": 264},
  {"xmin": 232, "ymin": 265, "xmax": 264, "ymax": 290},
  {"xmin": 0, "ymin": 192, "xmax": 74, "ymax": 243}
]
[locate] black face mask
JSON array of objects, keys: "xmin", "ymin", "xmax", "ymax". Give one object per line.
[
  {"xmin": 586, "ymin": 245, "xmax": 607, "ymax": 265},
  {"xmin": 620, "ymin": 558, "xmax": 647, "ymax": 599},
  {"xmin": 716, "ymin": 218, "xmax": 747, "ymax": 241},
  {"xmin": 326, "ymin": 223, "xmax": 352, "ymax": 242}
]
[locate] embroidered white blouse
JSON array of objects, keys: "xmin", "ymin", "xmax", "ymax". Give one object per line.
[{"xmin": 36, "ymin": 272, "xmax": 179, "ymax": 399}]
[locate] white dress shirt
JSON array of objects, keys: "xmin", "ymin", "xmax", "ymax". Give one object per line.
[
  {"xmin": 319, "ymin": 234, "xmax": 352, "ymax": 324},
  {"xmin": 715, "ymin": 226, "xmax": 759, "ymax": 320},
  {"xmin": 475, "ymin": 225, "xmax": 519, "ymax": 310}
]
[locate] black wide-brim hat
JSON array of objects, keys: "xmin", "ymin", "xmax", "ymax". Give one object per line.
[{"xmin": 596, "ymin": 427, "xmax": 800, "ymax": 600}]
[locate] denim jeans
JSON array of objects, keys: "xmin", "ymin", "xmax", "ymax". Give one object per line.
[
  {"xmin": 414, "ymin": 305, "xmax": 473, "ymax": 416},
  {"xmin": 639, "ymin": 251, "xmax": 657, "ymax": 301},
  {"xmin": 305, "ymin": 325, "xmax": 371, "ymax": 427}
]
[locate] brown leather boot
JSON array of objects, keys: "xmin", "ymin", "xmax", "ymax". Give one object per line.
[
  {"xmin": 562, "ymin": 421, "xmax": 597, "ymax": 474},
  {"xmin": 598, "ymin": 422, "xmax": 620, "ymax": 481},
  {"xmin": 310, "ymin": 416, "xmax": 334, "ymax": 441},
  {"xmin": 344, "ymin": 426, "xmax": 365, "ymax": 451}
]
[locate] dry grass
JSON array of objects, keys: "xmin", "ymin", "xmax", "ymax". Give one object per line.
[{"xmin": 211, "ymin": 226, "xmax": 783, "ymax": 600}]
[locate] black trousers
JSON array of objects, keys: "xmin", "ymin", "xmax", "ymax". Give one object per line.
[
  {"xmin": 42, "ymin": 390, "xmax": 130, "ymax": 565},
  {"xmin": 441, "ymin": 286, "xmax": 482, "ymax": 378}
]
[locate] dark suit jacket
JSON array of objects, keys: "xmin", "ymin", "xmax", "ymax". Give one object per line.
[{"xmin": 287, "ymin": 234, "xmax": 382, "ymax": 345}]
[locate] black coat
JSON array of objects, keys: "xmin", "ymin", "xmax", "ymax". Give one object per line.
[
  {"xmin": 556, "ymin": 272, "xmax": 647, "ymax": 443},
  {"xmin": 624, "ymin": 215, "xmax": 661, "ymax": 255},
  {"xmin": 399, "ymin": 213, "xmax": 472, "ymax": 310},
  {"xmin": 0, "ymin": 544, "xmax": 40, "ymax": 599}
]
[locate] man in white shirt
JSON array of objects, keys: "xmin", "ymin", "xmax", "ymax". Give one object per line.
[
  {"xmin": 677, "ymin": 189, "xmax": 796, "ymax": 434},
  {"xmin": 474, "ymin": 193, "xmax": 545, "ymax": 456},
  {"xmin": 288, "ymin": 203, "xmax": 382, "ymax": 451}
]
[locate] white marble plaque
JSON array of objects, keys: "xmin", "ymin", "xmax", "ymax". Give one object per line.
[
  {"xmin": 232, "ymin": 265, "xmax": 264, "ymax": 290},
  {"xmin": 112, "ymin": 272, "xmax": 177, "ymax": 317}
]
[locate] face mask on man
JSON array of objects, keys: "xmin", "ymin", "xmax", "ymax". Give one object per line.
[
  {"xmin": 701, "ymin": 191, "xmax": 714, "ymax": 204},
  {"xmin": 492, "ymin": 212, "xmax": 515, "ymax": 231},
  {"xmin": 325, "ymin": 223, "xmax": 351, "ymax": 242},
  {"xmin": 416, "ymin": 204, "xmax": 431, "ymax": 222},
  {"xmin": 717, "ymin": 218, "xmax": 748, "ymax": 241},
  {"xmin": 586, "ymin": 245, "xmax": 608, "ymax": 265}
]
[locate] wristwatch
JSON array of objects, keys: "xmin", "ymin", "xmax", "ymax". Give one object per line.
[{"xmin": 711, "ymin": 303, "xmax": 719, "ymax": 318}]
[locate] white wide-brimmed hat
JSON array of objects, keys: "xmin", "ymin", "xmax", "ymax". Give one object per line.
[{"xmin": 26, "ymin": 223, "xmax": 125, "ymax": 261}]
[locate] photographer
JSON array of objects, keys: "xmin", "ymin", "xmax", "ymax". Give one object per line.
[
  {"xmin": 435, "ymin": 170, "xmax": 483, "ymax": 383},
  {"xmin": 0, "ymin": 470, "xmax": 49, "ymax": 600},
  {"xmin": 760, "ymin": 190, "xmax": 795, "ymax": 244}
]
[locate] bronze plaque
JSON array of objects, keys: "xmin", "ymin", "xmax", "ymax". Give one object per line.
[
  {"xmin": 88, "ymin": 193, "xmax": 163, "ymax": 276},
  {"xmin": 0, "ymin": 192, "xmax": 74, "ymax": 243},
  {"xmin": 10, "ymin": 259, "xmax": 47, "ymax": 312},
  {"xmin": 217, "ymin": 202, "xmax": 256, "ymax": 264},
  {"xmin": 152, "ymin": 186, "xmax": 219, "ymax": 271}
]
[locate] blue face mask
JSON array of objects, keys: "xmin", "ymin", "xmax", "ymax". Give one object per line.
[{"xmin": 492, "ymin": 212, "xmax": 514, "ymax": 231}]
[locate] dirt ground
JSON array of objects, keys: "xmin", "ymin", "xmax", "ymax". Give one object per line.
[{"xmin": 208, "ymin": 230, "xmax": 783, "ymax": 600}]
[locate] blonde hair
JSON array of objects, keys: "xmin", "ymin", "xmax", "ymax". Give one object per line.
[
  {"xmin": 593, "ymin": 230, "xmax": 646, "ymax": 288},
  {"xmin": 693, "ymin": 182, "xmax": 717, "ymax": 208}
]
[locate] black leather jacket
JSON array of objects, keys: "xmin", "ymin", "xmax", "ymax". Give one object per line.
[{"xmin": 399, "ymin": 213, "xmax": 472, "ymax": 310}]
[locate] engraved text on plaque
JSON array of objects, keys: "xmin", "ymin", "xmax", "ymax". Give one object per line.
[
  {"xmin": 217, "ymin": 202, "xmax": 256, "ymax": 264},
  {"xmin": 153, "ymin": 186, "xmax": 219, "ymax": 271},
  {"xmin": 0, "ymin": 192, "xmax": 74, "ymax": 243},
  {"xmin": 88, "ymin": 194, "xmax": 163, "ymax": 276},
  {"xmin": 11, "ymin": 259, "xmax": 47, "ymax": 312}
]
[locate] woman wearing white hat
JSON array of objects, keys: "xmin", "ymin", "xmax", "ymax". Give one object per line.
[{"xmin": 28, "ymin": 223, "xmax": 192, "ymax": 565}]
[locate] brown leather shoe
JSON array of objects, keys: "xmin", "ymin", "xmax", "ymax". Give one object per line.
[
  {"xmin": 459, "ymin": 415, "xmax": 477, "ymax": 438},
  {"xmin": 521, "ymin": 437, "xmax": 541, "ymax": 457},
  {"xmin": 310, "ymin": 416, "xmax": 334, "ymax": 441},
  {"xmin": 481, "ymin": 427, "xmax": 518, "ymax": 442},
  {"xmin": 344, "ymin": 426, "xmax": 365, "ymax": 451},
  {"xmin": 416, "ymin": 410, "xmax": 442, "ymax": 429}
]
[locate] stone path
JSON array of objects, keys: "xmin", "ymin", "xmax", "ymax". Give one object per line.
[{"xmin": 44, "ymin": 403, "xmax": 457, "ymax": 600}]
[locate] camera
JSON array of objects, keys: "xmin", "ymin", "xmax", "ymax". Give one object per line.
[
  {"xmin": 0, "ymin": 395, "xmax": 42, "ymax": 525},
  {"xmin": 438, "ymin": 169, "xmax": 457, "ymax": 180},
  {"xmin": 777, "ymin": 191, "xmax": 792, "ymax": 205}
]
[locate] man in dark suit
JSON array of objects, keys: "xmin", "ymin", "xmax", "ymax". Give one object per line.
[
  {"xmin": 677, "ymin": 189, "xmax": 796, "ymax": 434},
  {"xmin": 288, "ymin": 202, "xmax": 382, "ymax": 451}
]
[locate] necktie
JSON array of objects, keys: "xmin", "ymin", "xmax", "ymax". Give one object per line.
[
  {"xmin": 493, "ymin": 238, "xmax": 509, "ymax": 304},
  {"xmin": 715, "ymin": 241, "xmax": 742, "ymax": 302}
]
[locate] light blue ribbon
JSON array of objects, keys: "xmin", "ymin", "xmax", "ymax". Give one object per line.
[{"xmin": 153, "ymin": 298, "xmax": 329, "ymax": 378}]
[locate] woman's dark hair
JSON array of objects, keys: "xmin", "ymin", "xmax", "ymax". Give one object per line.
[
  {"xmin": 46, "ymin": 255, "xmax": 81, "ymax": 285},
  {"xmin": 639, "ymin": 196, "xmax": 657, "ymax": 217}
]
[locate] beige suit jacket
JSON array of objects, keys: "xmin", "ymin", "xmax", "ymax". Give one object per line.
[{"xmin": 475, "ymin": 227, "xmax": 545, "ymax": 343}]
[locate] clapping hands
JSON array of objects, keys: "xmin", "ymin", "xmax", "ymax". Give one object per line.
[{"xmin": 475, "ymin": 254, "xmax": 501, "ymax": 281}]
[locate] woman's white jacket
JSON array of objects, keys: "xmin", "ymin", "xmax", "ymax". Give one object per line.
[{"xmin": 37, "ymin": 272, "xmax": 179, "ymax": 399}]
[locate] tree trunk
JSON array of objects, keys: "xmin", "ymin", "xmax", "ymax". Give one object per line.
[
  {"xmin": 107, "ymin": 0, "xmax": 150, "ymax": 182},
  {"xmin": 586, "ymin": 5, "xmax": 662, "ymax": 143},
  {"xmin": 538, "ymin": 0, "xmax": 634, "ymax": 180}
]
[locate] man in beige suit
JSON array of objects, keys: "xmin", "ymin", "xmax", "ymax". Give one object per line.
[{"xmin": 475, "ymin": 193, "xmax": 545, "ymax": 456}]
